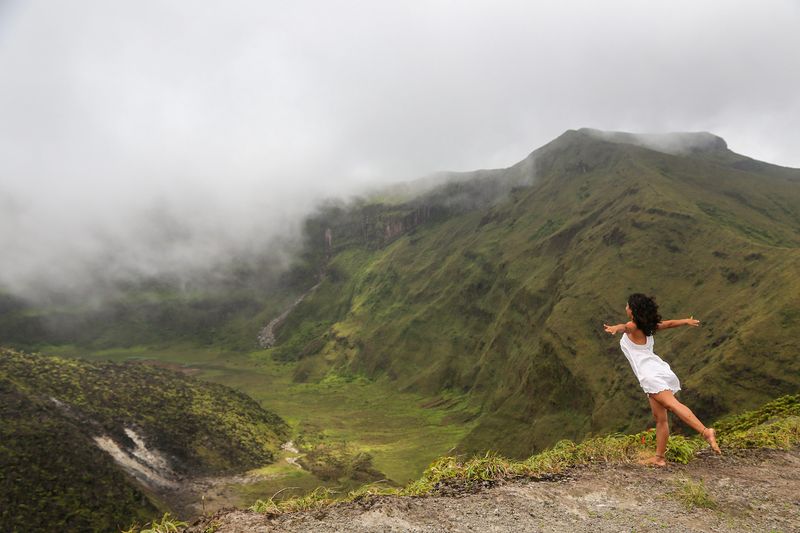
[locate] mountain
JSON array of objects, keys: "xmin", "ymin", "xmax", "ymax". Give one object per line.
[
  {"xmin": 1, "ymin": 127, "xmax": 798, "ymax": 463},
  {"xmin": 0, "ymin": 347, "xmax": 289, "ymax": 532},
  {"xmin": 268, "ymin": 128, "xmax": 800, "ymax": 457}
]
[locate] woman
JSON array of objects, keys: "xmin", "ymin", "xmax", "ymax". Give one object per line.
[{"xmin": 604, "ymin": 293, "xmax": 721, "ymax": 466}]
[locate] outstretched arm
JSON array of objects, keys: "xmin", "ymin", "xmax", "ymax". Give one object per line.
[
  {"xmin": 603, "ymin": 321, "xmax": 636, "ymax": 335},
  {"xmin": 656, "ymin": 316, "xmax": 700, "ymax": 330}
]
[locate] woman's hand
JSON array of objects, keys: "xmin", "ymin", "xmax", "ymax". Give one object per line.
[
  {"xmin": 603, "ymin": 323, "xmax": 622, "ymax": 335},
  {"xmin": 684, "ymin": 316, "xmax": 700, "ymax": 327}
]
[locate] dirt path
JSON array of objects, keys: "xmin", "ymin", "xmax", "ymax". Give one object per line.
[
  {"xmin": 187, "ymin": 447, "xmax": 800, "ymax": 532},
  {"xmin": 281, "ymin": 440, "xmax": 303, "ymax": 469}
]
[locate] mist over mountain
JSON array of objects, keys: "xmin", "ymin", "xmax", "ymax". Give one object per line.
[
  {"xmin": 2, "ymin": 1, "xmax": 799, "ymax": 307},
  {"xmin": 579, "ymin": 129, "xmax": 729, "ymax": 156},
  {"xmin": 2, "ymin": 127, "xmax": 800, "ymax": 532},
  {"xmin": 0, "ymin": 183, "xmax": 309, "ymax": 302},
  {"xmin": 3, "ymin": 3, "xmax": 800, "ymax": 531}
]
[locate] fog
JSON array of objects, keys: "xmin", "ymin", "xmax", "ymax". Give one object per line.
[
  {"xmin": 1, "ymin": 1, "xmax": 798, "ymax": 299},
  {"xmin": 581, "ymin": 129, "xmax": 728, "ymax": 156}
]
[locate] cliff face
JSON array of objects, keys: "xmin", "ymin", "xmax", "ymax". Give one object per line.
[
  {"xmin": 273, "ymin": 129, "xmax": 800, "ymax": 458},
  {"xmin": 318, "ymin": 203, "xmax": 441, "ymax": 253},
  {"xmin": 304, "ymin": 155, "xmax": 540, "ymax": 259}
]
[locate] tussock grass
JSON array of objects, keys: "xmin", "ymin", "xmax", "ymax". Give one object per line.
[
  {"xmin": 245, "ymin": 394, "xmax": 800, "ymax": 519},
  {"xmin": 121, "ymin": 513, "xmax": 187, "ymax": 533},
  {"xmin": 715, "ymin": 393, "xmax": 800, "ymax": 449},
  {"xmin": 672, "ymin": 477, "xmax": 717, "ymax": 509},
  {"xmin": 250, "ymin": 487, "xmax": 337, "ymax": 515},
  {"xmin": 401, "ymin": 451, "xmax": 513, "ymax": 496}
]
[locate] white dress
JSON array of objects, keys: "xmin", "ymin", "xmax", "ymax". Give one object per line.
[{"xmin": 620, "ymin": 333, "xmax": 681, "ymax": 395}]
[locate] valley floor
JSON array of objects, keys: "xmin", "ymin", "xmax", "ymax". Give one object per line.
[
  {"xmin": 41, "ymin": 344, "xmax": 474, "ymax": 515},
  {"xmin": 188, "ymin": 447, "xmax": 800, "ymax": 533}
]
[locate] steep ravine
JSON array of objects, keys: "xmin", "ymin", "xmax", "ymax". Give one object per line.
[{"xmin": 258, "ymin": 281, "xmax": 322, "ymax": 348}]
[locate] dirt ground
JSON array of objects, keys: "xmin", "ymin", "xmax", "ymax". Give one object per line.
[{"xmin": 187, "ymin": 447, "xmax": 800, "ymax": 533}]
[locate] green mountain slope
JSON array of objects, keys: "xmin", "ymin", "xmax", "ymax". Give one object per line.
[
  {"xmin": 0, "ymin": 377, "xmax": 156, "ymax": 532},
  {"xmin": 269, "ymin": 129, "xmax": 800, "ymax": 457},
  {"xmin": 0, "ymin": 347, "xmax": 289, "ymax": 531}
]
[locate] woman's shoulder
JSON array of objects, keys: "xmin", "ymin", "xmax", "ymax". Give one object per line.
[{"xmin": 623, "ymin": 325, "xmax": 650, "ymax": 346}]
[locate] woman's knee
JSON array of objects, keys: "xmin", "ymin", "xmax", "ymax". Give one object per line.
[
  {"xmin": 654, "ymin": 395, "xmax": 680, "ymax": 412},
  {"xmin": 653, "ymin": 412, "xmax": 668, "ymax": 423}
]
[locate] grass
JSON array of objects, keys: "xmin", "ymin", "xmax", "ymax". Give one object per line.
[
  {"xmin": 235, "ymin": 366, "xmax": 475, "ymax": 484},
  {"xmin": 121, "ymin": 513, "xmax": 187, "ymax": 533},
  {"xmin": 43, "ymin": 342, "xmax": 476, "ymax": 511},
  {"xmin": 672, "ymin": 477, "xmax": 717, "ymax": 510},
  {"xmin": 250, "ymin": 487, "xmax": 336, "ymax": 514}
]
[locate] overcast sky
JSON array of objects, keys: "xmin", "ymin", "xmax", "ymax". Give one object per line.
[{"xmin": 1, "ymin": 0, "xmax": 799, "ymax": 296}]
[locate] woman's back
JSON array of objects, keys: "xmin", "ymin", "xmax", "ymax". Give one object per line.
[{"xmin": 619, "ymin": 332, "xmax": 681, "ymax": 395}]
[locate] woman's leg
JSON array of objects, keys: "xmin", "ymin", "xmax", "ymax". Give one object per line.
[
  {"xmin": 639, "ymin": 395, "xmax": 669, "ymax": 466},
  {"xmin": 649, "ymin": 395, "xmax": 669, "ymax": 459},
  {"xmin": 650, "ymin": 390, "xmax": 721, "ymax": 453}
]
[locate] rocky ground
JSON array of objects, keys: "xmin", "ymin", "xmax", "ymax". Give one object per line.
[{"xmin": 187, "ymin": 447, "xmax": 800, "ymax": 533}]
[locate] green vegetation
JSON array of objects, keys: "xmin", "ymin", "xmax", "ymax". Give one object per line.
[
  {"xmin": 0, "ymin": 348, "xmax": 289, "ymax": 475},
  {"xmin": 0, "ymin": 347, "xmax": 290, "ymax": 531},
  {"xmin": 260, "ymin": 129, "xmax": 800, "ymax": 457},
  {"xmin": 0, "ymin": 372, "xmax": 156, "ymax": 532},
  {"xmin": 3, "ymin": 129, "xmax": 799, "ymax": 463},
  {"xmin": 250, "ymin": 486, "xmax": 337, "ymax": 515},
  {"xmin": 672, "ymin": 477, "xmax": 717, "ymax": 510},
  {"xmin": 122, "ymin": 513, "xmax": 188, "ymax": 533},
  {"xmin": 43, "ymin": 343, "xmax": 475, "ymax": 487},
  {"xmin": 35, "ymin": 342, "xmax": 474, "ymax": 523},
  {"xmin": 3, "ymin": 129, "xmax": 800, "ymax": 529},
  {"xmin": 296, "ymin": 438, "xmax": 385, "ymax": 483},
  {"xmin": 246, "ymin": 393, "xmax": 799, "ymax": 516}
]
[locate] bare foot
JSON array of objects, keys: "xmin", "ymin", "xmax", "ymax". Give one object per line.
[
  {"xmin": 637, "ymin": 455, "xmax": 667, "ymax": 467},
  {"xmin": 703, "ymin": 427, "xmax": 722, "ymax": 454}
]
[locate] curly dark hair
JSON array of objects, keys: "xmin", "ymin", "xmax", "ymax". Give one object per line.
[{"xmin": 627, "ymin": 293, "xmax": 662, "ymax": 336}]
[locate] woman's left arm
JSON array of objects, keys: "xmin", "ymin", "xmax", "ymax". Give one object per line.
[
  {"xmin": 657, "ymin": 317, "xmax": 700, "ymax": 330},
  {"xmin": 603, "ymin": 322, "xmax": 634, "ymax": 335}
]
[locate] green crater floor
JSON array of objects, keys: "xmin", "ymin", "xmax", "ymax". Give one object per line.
[{"xmin": 40, "ymin": 343, "xmax": 475, "ymax": 511}]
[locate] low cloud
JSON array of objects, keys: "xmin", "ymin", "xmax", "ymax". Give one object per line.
[{"xmin": 1, "ymin": 1, "xmax": 798, "ymax": 300}]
